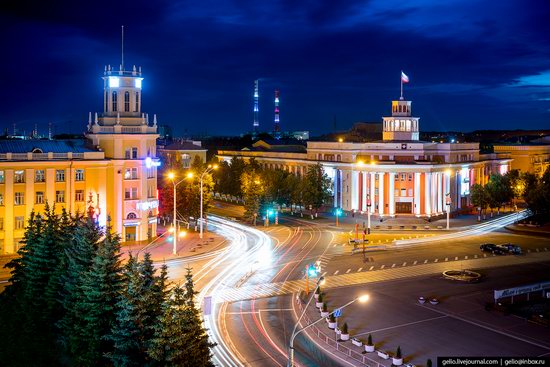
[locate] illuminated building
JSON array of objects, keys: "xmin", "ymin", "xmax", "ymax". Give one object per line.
[
  {"xmin": 253, "ymin": 80, "xmax": 259, "ymax": 132},
  {"xmin": 274, "ymin": 89, "xmax": 280, "ymax": 135},
  {"xmin": 219, "ymin": 95, "xmax": 512, "ymax": 217},
  {"xmin": 0, "ymin": 63, "xmax": 159, "ymax": 254}
]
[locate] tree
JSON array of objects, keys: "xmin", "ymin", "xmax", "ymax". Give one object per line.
[
  {"xmin": 241, "ymin": 169, "xmax": 265, "ymax": 223},
  {"xmin": 485, "ymin": 174, "xmax": 513, "ymax": 215},
  {"xmin": 71, "ymin": 227, "xmax": 123, "ymax": 366},
  {"xmin": 470, "ymin": 184, "xmax": 488, "ymax": 220},
  {"xmin": 302, "ymin": 163, "xmax": 332, "ymax": 215}
]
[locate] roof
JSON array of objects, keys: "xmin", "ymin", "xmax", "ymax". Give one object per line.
[
  {"xmin": 0, "ymin": 139, "xmax": 98, "ymax": 154},
  {"xmin": 161, "ymin": 141, "xmax": 207, "ymax": 151}
]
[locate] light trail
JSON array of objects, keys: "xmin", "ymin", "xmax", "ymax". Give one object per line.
[{"xmin": 394, "ymin": 210, "xmax": 530, "ymax": 247}]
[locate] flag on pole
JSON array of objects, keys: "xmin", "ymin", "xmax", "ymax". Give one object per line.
[{"xmin": 401, "ymin": 71, "xmax": 409, "ymax": 83}]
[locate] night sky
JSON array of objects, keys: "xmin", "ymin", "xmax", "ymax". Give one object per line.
[{"xmin": 1, "ymin": 0, "xmax": 550, "ymax": 137}]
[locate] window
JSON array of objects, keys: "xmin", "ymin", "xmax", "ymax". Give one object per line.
[
  {"xmin": 375, "ymin": 188, "xmax": 379, "ymax": 196},
  {"xmin": 75, "ymin": 169, "xmax": 84, "ymax": 181},
  {"xmin": 15, "ymin": 216, "xmax": 25, "ymax": 230},
  {"xmin": 124, "ymin": 91, "xmax": 130, "ymax": 112},
  {"xmin": 125, "ymin": 168, "xmax": 138, "ymax": 180},
  {"xmin": 131, "ymin": 147, "xmax": 138, "ymax": 159},
  {"xmin": 401, "ymin": 173, "xmax": 406, "ymax": 181},
  {"xmin": 35, "ymin": 191, "xmax": 44, "ymax": 204},
  {"xmin": 147, "ymin": 167, "xmax": 155, "ymax": 179},
  {"xmin": 56, "ymin": 169, "xmax": 65, "ymax": 182},
  {"xmin": 127, "ymin": 212, "xmax": 137, "ymax": 219},
  {"xmin": 125, "ymin": 187, "xmax": 138, "ymax": 200},
  {"xmin": 0, "ymin": 171, "xmax": 4, "ymax": 183},
  {"xmin": 75, "ymin": 190, "xmax": 84, "ymax": 202},
  {"xmin": 401, "ymin": 188, "xmax": 406, "ymax": 197},
  {"xmin": 0, "ymin": 218, "xmax": 3, "ymax": 230},
  {"xmin": 408, "ymin": 174, "xmax": 412, "ymax": 181},
  {"xmin": 112, "ymin": 91, "xmax": 118, "ymax": 111},
  {"xmin": 394, "ymin": 174, "xmax": 399, "ymax": 181},
  {"xmin": 182, "ymin": 154, "xmax": 191, "ymax": 168},
  {"xmin": 14, "ymin": 192, "xmax": 24, "ymax": 205},
  {"xmin": 14, "ymin": 170, "xmax": 25, "ymax": 183},
  {"xmin": 147, "ymin": 185, "xmax": 155, "ymax": 198},
  {"xmin": 125, "ymin": 149, "xmax": 131, "ymax": 159},
  {"xmin": 35, "ymin": 170, "xmax": 45, "ymax": 182},
  {"xmin": 135, "ymin": 92, "xmax": 139, "ymax": 112},
  {"xmin": 394, "ymin": 189, "xmax": 399, "ymax": 197},
  {"xmin": 0, "ymin": 193, "xmax": 3, "ymax": 205},
  {"xmin": 408, "ymin": 188, "xmax": 413, "ymax": 197},
  {"xmin": 56, "ymin": 190, "xmax": 65, "ymax": 203}
]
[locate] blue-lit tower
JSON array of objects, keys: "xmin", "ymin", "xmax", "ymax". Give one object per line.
[
  {"xmin": 253, "ymin": 80, "xmax": 259, "ymax": 132},
  {"xmin": 274, "ymin": 89, "xmax": 280, "ymax": 135}
]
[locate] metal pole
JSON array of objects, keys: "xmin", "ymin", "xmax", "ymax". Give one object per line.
[
  {"xmin": 446, "ymin": 206, "xmax": 450, "ymax": 230},
  {"xmin": 367, "ymin": 210, "xmax": 371, "ymax": 233},
  {"xmin": 200, "ymin": 173, "xmax": 204, "ymax": 239},
  {"xmin": 172, "ymin": 181, "xmax": 177, "ymax": 255}
]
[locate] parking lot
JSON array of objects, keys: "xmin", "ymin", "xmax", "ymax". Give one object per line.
[{"xmin": 317, "ymin": 262, "xmax": 550, "ymax": 365}]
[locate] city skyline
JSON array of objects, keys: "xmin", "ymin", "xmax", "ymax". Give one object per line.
[{"xmin": 1, "ymin": 0, "xmax": 550, "ymax": 137}]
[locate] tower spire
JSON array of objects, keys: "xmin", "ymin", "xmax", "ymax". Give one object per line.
[
  {"xmin": 274, "ymin": 89, "xmax": 280, "ymax": 135},
  {"xmin": 253, "ymin": 80, "xmax": 259, "ymax": 132}
]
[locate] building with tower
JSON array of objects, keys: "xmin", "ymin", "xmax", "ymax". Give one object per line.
[
  {"xmin": 0, "ymin": 63, "xmax": 159, "ymax": 254},
  {"xmin": 218, "ymin": 91, "xmax": 512, "ymax": 217}
]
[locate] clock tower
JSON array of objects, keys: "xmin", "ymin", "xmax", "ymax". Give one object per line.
[{"xmin": 382, "ymin": 99, "xmax": 420, "ymax": 141}]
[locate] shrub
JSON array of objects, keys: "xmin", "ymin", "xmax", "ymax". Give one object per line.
[
  {"xmin": 322, "ymin": 302, "xmax": 327, "ymax": 312},
  {"xmin": 317, "ymin": 293, "xmax": 323, "ymax": 303},
  {"xmin": 341, "ymin": 322, "xmax": 348, "ymax": 334},
  {"xmin": 315, "ymin": 286, "xmax": 321, "ymax": 295},
  {"xmin": 396, "ymin": 346, "xmax": 402, "ymax": 359},
  {"xmin": 367, "ymin": 334, "xmax": 373, "ymax": 346},
  {"xmin": 329, "ymin": 313, "xmax": 335, "ymax": 323},
  {"xmin": 427, "ymin": 359, "xmax": 433, "ymax": 367}
]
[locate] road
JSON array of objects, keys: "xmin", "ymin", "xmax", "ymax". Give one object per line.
[{"xmin": 200, "ymin": 202, "xmax": 550, "ymax": 367}]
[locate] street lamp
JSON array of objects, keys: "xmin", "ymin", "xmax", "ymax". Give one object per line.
[
  {"xmin": 167, "ymin": 171, "xmax": 193, "ymax": 255},
  {"xmin": 335, "ymin": 207, "xmax": 342, "ymax": 227},
  {"xmin": 288, "ymin": 293, "xmax": 369, "ymax": 367},
  {"xmin": 194, "ymin": 164, "xmax": 218, "ymax": 239}
]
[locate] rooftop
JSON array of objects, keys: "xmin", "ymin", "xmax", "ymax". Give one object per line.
[{"xmin": 0, "ymin": 139, "xmax": 98, "ymax": 154}]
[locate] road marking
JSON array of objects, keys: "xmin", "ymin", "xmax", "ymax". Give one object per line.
[
  {"xmin": 464, "ymin": 256, "xmax": 468, "ymax": 260},
  {"xmin": 357, "ymin": 267, "xmax": 363, "ymax": 272},
  {"xmin": 346, "ymin": 268, "xmax": 351, "ymax": 274},
  {"xmin": 424, "ymin": 260, "xmax": 428, "ymax": 264},
  {"xmin": 391, "ymin": 264, "xmax": 396, "ymax": 268},
  {"xmin": 445, "ymin": 257, "xmax": 448, "ymax": 262},
  {"xmin": 354, "ymin": 315, "xmax": 447, "ymax": 336},
  {"xmin": 322, "ymin": 272, "xmax": 327, "ymax": 277},
  {"xmin": 413, "ymin": 261, "xmax": 418, "ymax": 265},
  {"xmin": 369, "ymin": 266, "xmax": 374, "ymax": 271},
  {"xmin": 402, "ymin": 262, "xmax": 407, "ymax": 266},
  {"xmin": 434, "ymin": 259, "xmax": 439, "ymax": 262},
  {"xmin": 380, "ymin": 265, "xmax": 385, "ymax": 269},
  {"xmin": 334, "ymin": 270, "xmax": 339, "ymax": 275}
]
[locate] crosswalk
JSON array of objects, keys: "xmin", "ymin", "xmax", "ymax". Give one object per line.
[{"xmin": 211, "ymin": 251, "xmax": 550, "ymax": 304}]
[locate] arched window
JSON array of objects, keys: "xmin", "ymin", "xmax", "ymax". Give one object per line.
[
  {"xmin": 112, "ymin": 91, "xmax": 118, "ymax": 112},
  {"xmin": 124, "ymin": 91, "xmax": 130, "ymax": 112},
  {"xmin": 135, "ymin": 92, "xmax": 139, "ymax": 112},
  {"xmin": 127, "ymin": 212, "xmax": 137, "ymax": 219},
  {"xmin": 32, "ymin": 148, "xmax": 43, "ymax": 153},
  {"xmin": 181, "ymin": 154, "xmax": 191, "ymax": 168},
  {"xmin": 104, "ymin": 91, "xmax": 108, "ymax": 112}
]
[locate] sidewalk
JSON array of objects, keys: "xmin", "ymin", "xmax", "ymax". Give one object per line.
[{"xmin": 120, "ymin": 226, "xmax": 227, "ymax": 263}]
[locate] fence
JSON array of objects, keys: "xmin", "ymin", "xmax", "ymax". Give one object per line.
[{"xmin": 296, "ymin": 299, "xmax": 385, "ymax": 367}]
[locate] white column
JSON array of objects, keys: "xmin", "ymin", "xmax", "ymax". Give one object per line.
[
  {"xmin": 414, "ymin": 172, "xmax": 421, "ymax": 216},
  {"xmin": 439, "ymin": 172, "xmax": 444, "ymax": 213},
  {"xmin": 361, "ymin": 172, "xmax": 367, "ymax": 212},
  {"xmin": 388, "ymin": 172, "xmax": 395, "ymax": 217},
  {"xmin": 351, "ymin": 170, "xmax": 359, "ymax": 211},
  {"xmin": 425, "ymin": 172, "xmax": 432, "ymax": 216},
  {"xmin": 333, "ymin": 169, "xmax": 338, "ymax": 208},
  {"xmin": 369, "ymin": 172, "xmax": 375, "ymax": 214},
  {"xmin": 456, "ymin": 170, "xmax": 461, "ymax": 209},
  {"xmin": 432, "ymin": 173, "xmax": 437, "ymax": 214},
  {"xmin": 435, "ymin": 173, "xmax": 441, "ymax": 214},
  {"xmin": 378, "ymin": 172, "xmax": 385, "ymax": 216},
  {"xmin": 445, "ymin": 172, "xmax": 451, "ymax": 210}
]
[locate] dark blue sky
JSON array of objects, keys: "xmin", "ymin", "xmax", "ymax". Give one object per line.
[{"xmin": 1, "ymin": 0, "xmax": 549, "ymax": 137}]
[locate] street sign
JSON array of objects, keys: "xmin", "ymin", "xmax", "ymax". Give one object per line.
[{"xmin": 334, "ymin": 308, "xmax": 342, "ymax": 318}]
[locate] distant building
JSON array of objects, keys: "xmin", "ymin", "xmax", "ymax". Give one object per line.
[
  {"xmin": 0, "ymin": 62, "xmax": 160, "ymax": 254},
  {"xmin": 493, "ymin": 142, "xmax": 550, "ymax": 177},
  {"xmin": 157, "ymin": 140, "xmax": 207, "ymax": 169},
  {"xmin": 219, "ymin": 94, "xmax": 511, "ymax": 217}
]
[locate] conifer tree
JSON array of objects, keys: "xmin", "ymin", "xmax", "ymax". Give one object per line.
[{"xmin": 71, "ymin": 226, "xmax": 123, "ymax": 366}]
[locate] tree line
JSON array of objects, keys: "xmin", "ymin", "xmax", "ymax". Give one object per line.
[
  {"xmin": 213, "ymin": 157, "xmax": 332, "ymax": 222},
  {"xmin": 0, "ymin": 204, "xmax": 215, "ymax": 367},
  {"xmin": 470, "ymin": 167, "xmax": 550, "ymax": 220}
]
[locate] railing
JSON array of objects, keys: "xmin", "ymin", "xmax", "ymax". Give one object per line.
[
  {"xmin": 297, "ymin": 299, "xmax": 384, "ymax": 367},
  {"xmin": 0, "ymin": 152, "xmax": 96, "ymax": 161}
]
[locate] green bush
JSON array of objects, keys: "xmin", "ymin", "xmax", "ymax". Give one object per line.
[
  {"xmin": 341, "ymin": 322, "xmax": 348, "ymax": 334},
  {"xmin": 427, "ymin": 359, "xmax": 433, "ymax": 367},
  {"xmin": 367, "ymin": 334, "xmax": 373, "ymax": 346},
  {"xmin": 329, "ymin": 313, "xmax": 335, "ymax": 322},
  {"xmin": 317, "ymin": 293, "xmax": 323, "ymax": 303},
  {"xmin": 396, "ymin": 346, "xmax": 402, "ymax": 358},
  {"xmin": 322, "ymin": 302, "xmax": 327, "ymax": 312}
]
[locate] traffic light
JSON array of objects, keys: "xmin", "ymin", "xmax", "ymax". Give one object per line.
[
  {"xmin": 307, "ymin": 264, "xmax": 318, "ymax": 278},
  {"xmin": 335, "ymin": 208, "xmax": 342, "ymax": 216}
]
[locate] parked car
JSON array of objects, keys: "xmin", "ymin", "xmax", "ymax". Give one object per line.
[
  {"xmin": 480, "ymin": 243, "xmax": 505, "ymax": 255},
  {"xmin": 499, "ymin": 243, "xmax": 522, "ymax": 254}
]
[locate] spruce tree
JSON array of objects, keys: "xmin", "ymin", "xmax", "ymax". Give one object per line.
[{"xmin": 71, "ymin": 226, "xmax": 123, "ymax": 366}]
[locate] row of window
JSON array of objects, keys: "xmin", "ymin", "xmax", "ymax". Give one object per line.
[
  {"xmin": 0, "ymin": 190, "xmax": 87, "ymax": 206},
  {"xmin": 124, "ymin": 186, "xmax": 156, "ymax": 200},
  {"xmin": 0, "ymin": 169, "xmax": 85, "ymax": 184},
  {"xmin": 0, "ymin": 168, "xmax": 153, "ymax": 183},
  {"xmin": 108, "ymin": 91, "xmax": 139, "ymax": 112}
]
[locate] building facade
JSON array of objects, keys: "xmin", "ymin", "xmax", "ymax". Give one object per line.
[
  {"xmin": 493, "ymin": 143, "xmax": 550, "ymax": 177},
  {"xmin": 157, "ymin": 140, "xmax": 207, "ymax": 169},
  {"xmin": 0, "ymin": 64, "xmax": 159, "ymax": 254},
  {"xmin": 218, "ymin": 97, "xmax": 511, "ymax": 217}
]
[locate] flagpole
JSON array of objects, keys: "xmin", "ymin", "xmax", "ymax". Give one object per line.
[{"xmin": 400, "ymin": 70, "xmax": 403, "ymax": 100}]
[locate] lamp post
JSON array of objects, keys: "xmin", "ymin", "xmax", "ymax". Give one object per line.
[
  {"xmin": 197, "ymin": 164, "xmax": 218, "ymax": 239},
  {"xmin": 445, "ymin": 192, "xmax": 451, "ymax": 230},
  {"xmin": 288, "ymin": 293, "xmax": 369, "ymax": 367},
  {"xmin": 168, "ymin": 171, "xmax": 193, "ymax": 255}
]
